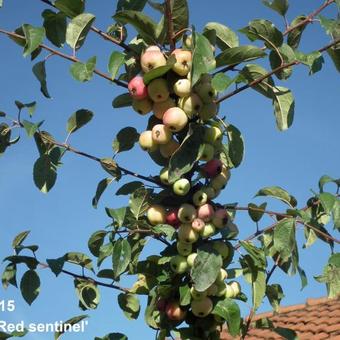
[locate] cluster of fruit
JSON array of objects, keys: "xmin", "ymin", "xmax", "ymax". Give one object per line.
[{"xmin": 127, "ymin": 44, "xmax": 241, "ymax": 329}]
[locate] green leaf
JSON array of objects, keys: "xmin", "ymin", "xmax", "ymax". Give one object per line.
[
  {"xmin": 287, "ymin": 15, "xmax": 307, "ymax": 49},
  {"xmin": 262, "ymin": 0, "xmax": 289, "ymax": 16},
  {"xmin": 65, "ymin": 252, "xmax": 94, "ymax": 272},
  {"xmin": 108, "ymin": 51, "xmax": 125, "ymax": 80},
  {"xmin": 179, "ymin": 284, "xmax": 191, "ymax": 306},
  {"xmin": 112, "ymin": 126, "xmax": 139, "ymax": 154},
  {"xmin": 118, "ymin": 293, "xmax": 140, "ymax": 320},
  {"xmin": 303, "ymin": 227, "xmax": 317, "ymax": 248},
  {"xmin": 0, "ymin": 0, "xmax": 3, "ymax": 8},
  {"xmin": 117, "ymin": 0, "xmax": 147, "ymax": 12},
  {"xmin": 46, "ymin": 256, "xmax": 66, "ymax": 277},
  {"xmin": 15, "ymin": 100, "xmax": 37, "ymax": 116},
  {"xmin": 129, "ymin": 187, "xmax": 151, "ymax": 219},
  {"xmin": 269, "ymin": 43, "xmax": 295, "ymax": 80},
  {"xmin": 116, "ymin": 181, "xmax": 144, "ymax": 196},
  {"xmin": 12, "ymin": 231, "xmax": 30, "ymax": 249},
  {"xmin": 318, "ymin": 192, "xmax": 336, "ymax": 214},
  {"xmin": 95, "ymin": 333, "xmax": 127, "ymax": 340},
  {"xmin": 66, "ymin": 109, "xmax": 94, "ymax": 133},
  {"xmin": 225, "ymin": 124, "xmax": 244, "ymax": 168},
  {"xmin": 66, "ymin": 13, "xmax": 95, "ymax": 50},
  {"xmin": 333, "ymin": 200, "xmax": 340, "ymax": 230},
  {"xmin": 295, "ymin": 50, "xmax": 324, "ymax": 75},
  {"xmin": 22, "ymin": 120, "xmax": 43, "ymax": 137},
  {"xmin": 42, "ymin": 9, "xmax": 67, "ymax": 47},
  {"xmin": 192, "ymin": 32, "xmax": 216, "ymax": 85},
  {"xmin": 297, "ymin": 265, "xmax": 308, "ymax": 290},
  {"xmin": 272, "ymin": 86, "xmax": 295, "ymax": 131},
  {"xmin": 54, "ymin": 315, "xmax": 88, "ymax": 340},
  {"xmin": 212, "ymin": 298, "xmax": 241, "ymax": 337},
  {"xmin": 211, "ymin": 73, "xmax": 234, "ymax": 92},
  {"xmin": 112, "ymin": 93, "xmax": 132, "ymax": 108},
  {"xmin": 203, "ymin": 22, "xmax": 239, "ymax": 49},
  {"xmin": 77, "ymin": 282, "xmax": 100, "ymax": 309},
  {"xmin": 252, "ymin": 269, "xmax": 266, "ymax": 311},
  {"xmin": 106, "ymin": 207, "xmax": 127, "ymax": 227},
  {"xmin": 92, "ymin": 178, "xmax": 114, "ymax": 208},
  {"xmin": 191, "ymin": 245, "xmax": 223, "ymax": 292},
  {"xmin": 112, "ymin": 239, "xmax": 131, "ymax": 279},
  {"xmin": 55, "ymin": 0, "xmax": 85, "ymax": 18},
  {"xmin": 70, "ymin": 56, "xmax": 97, "ymax": 82},
  {"xmin": 318, "ymin": 175, "xmax": 340, "ymax": 193},
  {"xmin": 2, "ymin": 263, "xmax": 17, "ymax": 289},
  {"xmin": 3, "ymin": 256, "xmax": 39, "ymax": 270},
  {"xmin": 273, "ymin": 328, "xmax": 298, "ymax": 339},
  {"xmin": 255, "ymin": 186, "xmax": 297, "ymax": 207},
  {"xmin": 319, "ymin": 15, "xmax": 338, "ymax": 35},
  {"xmin": 114, "ymin": 10, "xmax": 158, "ymax": 44},
  {"xmin": 152, "ymin": 224, "xmax": 176, "ymax": 241},
  {"xmin": 0, "ymin": 123, "xmax": 11, "ymax": 156},
  {"xmin": 273, "ymin": 218, "xmax": 296, "ymax": 261},
  {"xmin": 88, "ymin": 230, "xmax": 107, "ymax": 257},
  {"xmin": 240, "ymin": 19, "xmax": 283, "ymax": 48},
  {"xmin": 327, "ymin": 45, "xmax": 340, "ymax": 72},
  {"xmin": 266, "ymin": 284, "xmax": 284, "ymax": 312},
  {"xmin": 216, "ymin": 45, "xmax": 266, "ymax": 68},
  {"xmin": 33, "ymin": 154, "xmax": 57, "ymax": 193},
  {"xmin": 32, "ymin": 61, "xmax": 51, "ymax": 98},
  {"xmin": 143, "ymin": 56, "xmax": 176, "ymax": 85},
  {"xmin": 240, "ymin": 64, "xmax": 275, "ymax": 98},
  {"xmin": 100, "ymin": 158, "xmax": 122, "ymax": 180},
  {"xmin": 170, "ymin": 0, "xmax": 189, "ymax": 39},
  {"xmin": 22, "ymin": 24, "xmax": 45, "ymax": 57},
  {"xmin": 20, "ymin": 270, "xmax": 40, "ymax": 305},
  {"xmin": 240, "ymin": 241, "xmax": 267, "ymax": 269},
  {"xmin": 248, "ymin": 203, "xmax": 267, "ymax": 222},
  {"xmin": 168, "ymin": 124, "xmax": 205, "ymax": 183}
]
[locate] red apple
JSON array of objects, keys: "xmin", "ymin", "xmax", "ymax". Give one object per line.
[
  {"xmin": 166, "ymin": 209, "xmax": 180, "ymax": 228},
  {"xmin": 128, "ymin": 75, "xmax": 148, "ymax": 100},
  {"xmin": 202, "ymin": 159, "xmax": 222, "ymax": 178},
  {"xmin": 197, "ymin": 204, "xmax": 214, "ymax": 222}
]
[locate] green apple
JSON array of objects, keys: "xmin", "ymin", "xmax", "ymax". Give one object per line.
[
  {"xmin": 212, "ymin": 209, "xmax": 228, "ymax": 229},
  {"xmin": 201, "ymin": 186, "xmax": 216, "ymax": 200},
  {"xmin": 178, "ymin": 203, "xmax": 197, "ymax": 223},
  {"xmin": 163, "ymin": 107, "xmax": 188, "ymax": 132},
  {"xmin": 147, "ymin": 205, "xmax": 166, "ymax": 225},
  {"xmin": 178, "ymin": 223, "xmax": 199, "ymax": 244},
  {"xmin": 178, "ymin": 94, "xmax": 203, "ymax": 118},
  {"xmin": 159, "ymin": 167, "xmax": 170, "ymax": 185},
  {"xmin": 165, "ymin": 301, "xmax": 187, "ymax": 321},
  {"xmin": 170, "ymin": 255, "xmax": 188, "ymax": 274},
  {"xmin": 191, "ymin": 297, "xmax": 213, "ymax": 318},
  {"xmin": 173, "ymin": 78, "xmax": 192, "ymax": 97},
  {"xmin": 195, "ymin": 82, "xmax": 217, "ymax": 103},
  {"xmin": 159, "ymin": 139, "xmax": 180, "ymax": 158},
  {"xmin": 139, "ymin": 130, "xmax": 158, "ymax": 152},
  {"xmin": 212, "ymin": 241, "xmax": 230, "ymax": 259},
  {"xmin": 153, "ymin": 98, "xmax": 176, "ymax": 119},
  {"xmin": 215, "ymin": 268, "xmax": 227, "ymax": 283},
  {"xmin": 173, "ymin": 178, "xmax": 191, "ymax": 196},
  {"xmin": 148, "ymin": 78, "xmax": 170, "ymax": 103},
  {"xmin": 210, "ymin": 173, "xmax": 229, "ymax": 191},
  {"xmin": 192, "ymin": 189, "xmax": 208, "ymax": 207},
  {"xmin": 141, "ymin": 48, "xmax": 167, "ymax": 73},
  {"xmin": 199, "ymin": 143, "xmax": 215, "ymax": 162},
  {"xmin": 132, "ymin": 98, "xmax": 153, "ymax": 115},
  {"xmin": 200, "ymin": 222, "xmax": 216, "ymax": 239},
  {"xmin": 171, "ymin": 49, "xmax": 192, "ymax": 76},
  {"xmin": 229, "ymin": 281, "xmax": 241, "ymax": 296},
  {"xmin": 215, "ymin": 282, "xmax": 227, "ymax": 297},
  {"xmin": 225, "ymin": 284, "xmax": 235, "ymax": 298},
  {"xmin": 187, "ymin": 252, "xmax": 197, "ymax": 267},
  {"xmin": 199, "ymin": 103, "xmax": 218, "ymax": 121},
  {"xmin": 206, "ymin": 283, "xmax": 218, "ymax": 296},
  {"xmin": 190, "ymin": 287, "xmax": 207, "ymax": 300},
  {"xmin": 204, "ymin": 126, "xmax": 223, "ymax": 144},
  {"xmin": 176, "ymin": 241, "xmax": 192, "ymax": 256},
  {"xmin": 151, "ymin": 124, "xmax": 172, "ymax": 144}
]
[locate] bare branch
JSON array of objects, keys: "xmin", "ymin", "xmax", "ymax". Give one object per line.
[{"xmin": 165, "ymin": 0, "xmax": 176, "ymax": 51}]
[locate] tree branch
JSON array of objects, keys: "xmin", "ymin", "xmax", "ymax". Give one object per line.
[
  {"xmin": 0, "ymin": 29, "xmax": 128, "ymax": 88},
  {"xmin": 165, "ymin": 0, "xmax": 176, "ymax": 51},
  {"xmin": 216, "ymin": 37, "xmax": 340, "ymax": 104},
  {"xmin": 36, "ymin": 133, "xmax": 164, "ymax": 186}
]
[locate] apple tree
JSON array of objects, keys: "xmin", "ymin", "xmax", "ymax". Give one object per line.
[{"xmin": 1, "ymin": 0, "xmax": 340, "ymax": 339}]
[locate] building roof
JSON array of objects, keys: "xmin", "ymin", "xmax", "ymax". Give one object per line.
[{"xmin": 222, "ymin": 296, "xmax": 340, "ymax": 339}]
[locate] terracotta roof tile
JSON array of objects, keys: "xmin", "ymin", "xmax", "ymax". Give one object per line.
[{"xmin": 222, "ymin": 296, "xmax": 340, "ymax": 339}]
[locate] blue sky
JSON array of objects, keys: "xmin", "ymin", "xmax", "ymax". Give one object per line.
[{"xmin": 0, "ymin": 1, "xmax": 339, "ymax": 339}]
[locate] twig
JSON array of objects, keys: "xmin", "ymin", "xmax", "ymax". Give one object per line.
[
  {"xmin": 216, "ymin": 37, "xmax": 340, "ymax": 104},
  {"xmin": 0, "ymin": 29, "xmax": 128, "ymax": 88},
  {"xmin": 165, "ymin": 0, "xmax": 176, "ymax": 51}
]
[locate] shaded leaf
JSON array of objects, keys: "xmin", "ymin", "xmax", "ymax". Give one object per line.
[
  {"xmin": 100, "ymin": 158, "xmax": 122, "ymax": 180},
  {"xmin": 112, "ymin": 93, "xmax": 132, "ymax": 108},
  {"xmin": 112, "ymin": 239, "xmax": 131, "ymax": 279},
  {"xmin": 33, "ymin": 154, "xmax": 57, "ymax": 193},
  {"xmin": 273, "ymin": 218, "xmax": 296, "ymax": 261},
  {"xmin": 269, "ymin": 43, "xmax": 295, "ymax": 80},
  {"xmin": 179, "ymin": 284, "xmax": 191, "ymax": 306},
  {"xmin": 117, "ymin": 0, "xmax": 147, "ymax": 12},
  {"xmin": 118, "ymin": 293, "xmax": 140, "ymax": 320},
  {"xmin": 22, "ymin": 24, "xmax": 45, "ymax": 57},
  {"xmin": 248, "ymin": 203, "xmax": 267, "ymax": 222},
  {"xmin": 287, "ymin": 15, "xmax": 307, "ymax": 49},
  {"xmin": 129, "ymin": 188, "xmax": 151, "ymax": 219},
  {"xmin": 55, "ymin": 0, "xmax": 85, "ymax": 18},
  {"xmin": 42, "ymin": 9, "xmax": 67, "ymax": 47},
  {"xmin": 20, "ymin": 270, "xmax": 40, "ymax": 305},
  {"xmin": 70, "ymin": 56, "xmax": 97, "ymax": 82},
  {"xmin": 272, "ymin": 86, "xmax": 295, "ymax": 131},
  {"xmin": 65, "ymin": 252, "xmax": 94, "ymax": 272},
  {"xmin": 262, "ymin": 0, "xmax": 289, "ymax": 16},
  {"xmin": 204, "ymin": 22, "xmax": 239, "ymax": 49},
  {"xmin": 46, "ymin": 256, "xmax": 66, "ymax": 277},
  {"xmin": 266, "ymin": 284, "xmax": 284, "ymax": 312},
  {"xmin": 3, "ymin": 256, "xmax": 39, "ymax": 270},
  {"xmin": 108, "ymin": 51, "xmax": 125, "ymax": 80},
  {"xmin": 2, "ymin": 263, "xmax": 17, "ymax": 289},
  {"xmin": 152, "ymin": 224, "xmax": 176, "ymax": 241},
  {"xmin": 88, "ymin": 230, "xmax": 107, "ymax": 257},
  {"xmin": 92, "ymin": 178, "xmax": 114, "ymax": 208},
  {"xmin": 32, "ymin": 61, "xmax": 51, "ymax": 98},
  {"xmin": 67, "ymin": 109, "xmax": 94, "ymax": 133},
  {"xmin": 212, "ymin": 73, "xmax": 234, "ymax": 92},
  {"xmin": 105, "ymin": 207, "xmax": 127, "ymax": 227},
  {"xmin": 116, "ymin": 181, "xmax": 144, "ymax": 196},
  {"xmin": 255, "ymin": 186, "xmax": 297, "ymax": 207},
  {"xmin": 77, "ymin": 282, "xmax": 100, "ymax": 309},
  {"xmin": 112, "ymin": 126, "xmax": 139, "ymax": 154},
  {"xmin": 12, "ymin": 231, "xmax": 30, "ymax": 249},
  {"xmin": 22, "ymin": 120, "xmax": 44, "ymax": 137},
  {"xmin": 295, "ymin": 50, "xmax": 324, "ymax": 75},
  {"xmin": 54, "ymin": 315, "xmax": 88, "ymax": 340}
]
